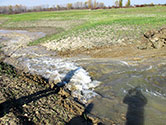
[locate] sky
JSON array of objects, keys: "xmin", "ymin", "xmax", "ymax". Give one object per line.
[{"xmin": 0, "ymin": 0, "xmax": 165, "ymax": 7}]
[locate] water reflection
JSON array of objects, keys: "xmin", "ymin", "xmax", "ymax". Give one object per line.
[{"xmin": 123, "ymin": 87, "xmax": 147, "ymax": 125}]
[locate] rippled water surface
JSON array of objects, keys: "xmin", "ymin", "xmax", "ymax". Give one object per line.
[
  {"xmin": 76, "ymin": 58, "xmax": 166, "ymax": 124},
  {"xmin": 0, "ymin": 29, "xmax": 166, "ymax": 124}
]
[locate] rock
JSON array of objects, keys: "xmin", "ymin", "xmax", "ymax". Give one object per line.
[
  {"xmin": 139, "ymin": 27, "xmax": 166, "ymax": 49},
  {"xmin": 160, "ymin": 27, "xmax": 166, "ymax": 34},
  {"xmin": 58, "ymin": 88, "xmax": 70, "ymax": 97},
  {"xmin": 137, "ymin": 45, "xmax": 147, "ymax": 50},
  {"xmin": 87, "ymin": 113, "xmax": 101, "ymax": 124},
  {"xmin": 144, "ymin": 30, "xmax": 156, "ymax": 38}
]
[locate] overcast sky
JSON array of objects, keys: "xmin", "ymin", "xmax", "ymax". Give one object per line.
[{"xmin": 0, "ymin": 0, "xmax": 165, "ymax": 6}]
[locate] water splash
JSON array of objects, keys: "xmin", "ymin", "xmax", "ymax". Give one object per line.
[{"xmin": 21, "ymin": 57, "xmax": 100, "ymax": 103}]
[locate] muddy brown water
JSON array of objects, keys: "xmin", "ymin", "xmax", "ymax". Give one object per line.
[
  {"xmin": 0, "ymin": 29, "xmax": 166, "ymax": 124},
  {"xmin": 76, "ymin": 57, "xmax": 166, "ymax": 124}
]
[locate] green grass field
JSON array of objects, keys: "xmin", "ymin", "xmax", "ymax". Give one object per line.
[{"xmin": 0, "ymin": 6, "xmax": 166, "ymax": 46}]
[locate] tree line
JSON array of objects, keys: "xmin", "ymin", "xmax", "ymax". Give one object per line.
[
  {"xmin": 0, "ymin": 0, "xmax": 165, "ymax": 14},
  {"xmin": 0, "ymin": 0, "xmax": 105, "ymax": 14},
  {"xmin": 114, "ymin": 0, "xmax": 130, "ymax": 7}
]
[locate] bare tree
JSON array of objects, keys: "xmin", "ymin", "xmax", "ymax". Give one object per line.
[
  {"xmin": 119, "ymin": 0, "xmax": 123, "ymax": 7},
  {"xmin": 67, "ymin": 3, "xmax": 73, "ymax": 9},
  {"xmin": 73, "ymin": 2, "xmax": 80, "ymax": 9},
  {"xmin": 115, "ymin": 0, "xmax": 119, "ymax": 7},
  {"xmin": 84, "ymin": 1, "xmax": 88, "ymax": 8},
  {"xmin": 0, "ymin": 1, "xmax": 111, "ymax": 14},
  {"xmin": 94, "ymin": 0, "xmax": 97, "ymax": 9},
  {"xmin": 88, "ymin": 0, "xmax": 92, "ymax": 9},
  {"xmin": 56, "ymin": 5, "xmax": 61, "ymax": 10},
  {"xmin": 98, "ymin": 2, "xmax": 105, "ymax": 8},
  {"xmin": 80, "ymin": 2, "xmax": 83, "ymax": 8},
  {"xmin": 8, "ymin": 5, "xmax": 13, "ymax": 14},
  {"xmin": 125, "ymin": 0, "xmax": 131, "ymax": 7}
]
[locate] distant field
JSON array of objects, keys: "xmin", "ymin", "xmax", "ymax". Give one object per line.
[{"xmin": 0, "ymin": 6, "xmax": 166, "ymax": 48}]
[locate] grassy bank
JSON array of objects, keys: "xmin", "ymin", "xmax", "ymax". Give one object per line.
[{"xmin": 0, "ymin": 6, "xmax": 166, "ymax": 46}]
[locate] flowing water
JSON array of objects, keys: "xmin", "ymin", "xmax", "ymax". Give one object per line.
[
  {"xmin": 76, "ymin": 57, "xmax": 166, "ymax": 124},
  {"xmin": 0, "ymin": 30, "xmax": 100, "ymax": 104},
  {"xmin": 0, "ymin": 29, "xmax": 166, "ymax": 124}
]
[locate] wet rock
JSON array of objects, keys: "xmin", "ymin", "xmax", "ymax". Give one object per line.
[
  {"xmin": 87, "ymin": 113, "xmax": 101, "ymax": 124},
  {"xmin": 0, "ymin": 64, "xmax": 87, "ymax": 124},
  {"xmin": 0, "ymin": 29, "xmax": 102, "ymax": 124},
  {"xmin": 58, "ymin": 88, "xmax": 70, "ymax": 97}
]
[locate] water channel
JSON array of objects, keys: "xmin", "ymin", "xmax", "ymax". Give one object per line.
[
  {"xmin": 0, "ymin": 30, "xmax": 166, "ymax": 124},
  {"xmin": 77, "ymin": 57, "xmax": 166, "ymax": 124}
]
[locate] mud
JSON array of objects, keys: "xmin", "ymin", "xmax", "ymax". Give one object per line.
[
  {"xmin": 57, "ymin": 27, "xmax": 166, "ymax": 59},
  {"xmin": 0, "ymin": 30, "xmax": 102, "ymax": 124},
  {"xmin": 0, "ymin": 27, "xmax": 166, "ymax": 124}
]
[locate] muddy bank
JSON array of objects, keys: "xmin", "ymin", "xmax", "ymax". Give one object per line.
[
  {"xmin": 0, "ymin": 30, "xmax": 101, "ymax": 104},
  {"xmin": 44, "ymin": 27, "xmax": 166, "ymax": 59},
  {"xmin": 0, "ymin": 30, "xmax": 103, "ymax": 124},
  {"xmin": 0, "ymin": 27, "xmax": 166, "ymax": 124}
]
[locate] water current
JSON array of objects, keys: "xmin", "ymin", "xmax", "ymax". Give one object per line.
[
  {"xmin": 76, "ymin": 58, "xmax": 166, "ymax": 124},
  {"xmin": 0, "ymin": 30, "xmax": 166, "ymax": 124}
]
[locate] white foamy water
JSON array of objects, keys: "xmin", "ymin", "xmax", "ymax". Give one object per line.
[
  {"xmin": 145, "ymin": 89, "xmax": 166, "ymax": 99},
  {"xmin": 20, "ymin": 57, "xmax": 100, "ymax": 103},
  {"xmin": 119, "ymin": 60, "xmax": 129, "ymax": 66},
  {"xmin": 0, "ymin": 29, "xmax": 100, "ymax": 104}
]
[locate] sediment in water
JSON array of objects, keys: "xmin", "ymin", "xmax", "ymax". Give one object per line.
[{"xmin": 0, "ymin": 30, "xmax": 102, "ymax": 124}]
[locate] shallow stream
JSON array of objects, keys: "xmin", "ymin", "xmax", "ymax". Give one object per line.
[
  {"xmin": 76, "ymin": 57, "xmax": 166, "ymax": 124},
  {"xmin": 0, "ymin": 29, "xmax": 166, "ymax": 124}
]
